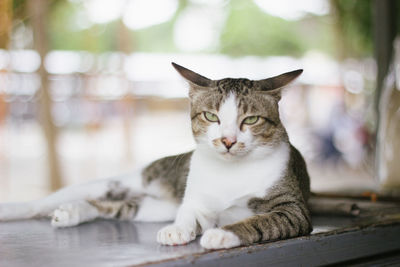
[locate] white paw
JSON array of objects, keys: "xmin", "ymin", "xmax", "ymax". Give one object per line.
[
  {"xmin": 157, "ymin": 224, "xmax": 196, "ymax": 245},
  {"xmin": 200, "ymin": 228, "xmax": 240, "ymax": 249},
  {"xmin": 51, "ymin": 203, "xmax": 82, "ymax": 228}
]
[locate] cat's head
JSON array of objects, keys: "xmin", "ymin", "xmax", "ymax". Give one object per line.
[{"xmin": 172, "ymin": 62, "xmax": 302, "ymax": 161}]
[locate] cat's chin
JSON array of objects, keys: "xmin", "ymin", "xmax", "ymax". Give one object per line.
[{"xmin": 217, "ymin": 151, "xmax": 245, "ymax": 161}]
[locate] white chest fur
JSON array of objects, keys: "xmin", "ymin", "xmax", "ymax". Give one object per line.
[{"xmin": 183, "ymin": 143, "xmax": 290, "ymax": 217}]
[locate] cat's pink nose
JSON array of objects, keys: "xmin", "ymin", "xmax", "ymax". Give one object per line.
[{"xmin": 221, "ymin": 137, "xmax": 237, "ymax": 150}]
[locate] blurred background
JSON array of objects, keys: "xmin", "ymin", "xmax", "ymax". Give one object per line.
[{"xmin": 0, "ymin": 0, "xmax": 399, "ymax": 202}]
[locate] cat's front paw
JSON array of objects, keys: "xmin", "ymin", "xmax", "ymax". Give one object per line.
[
  {"xmin": 157, "ymin": 224, "xmax": 196, "ymax": 245},
  {"xmin": 51, "ymin": 202, "xmax": 89, "ymax": 228},
  {"xmin": 200, "ymin": 228, "xmax": 240, "ymax": 249}
]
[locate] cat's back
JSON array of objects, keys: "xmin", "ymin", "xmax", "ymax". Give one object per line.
[{"xmin": 288, "ymin": 144, "xmax": 310, "ymax": 201}]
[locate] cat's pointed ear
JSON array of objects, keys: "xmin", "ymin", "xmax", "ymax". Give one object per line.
[
  {"xmin": 172, "ymin": 62, "xmax": 214, "ymax": 88},
  {"xmin": 257, "ymin": 69, "xmax": 303, "ymax": 99}
]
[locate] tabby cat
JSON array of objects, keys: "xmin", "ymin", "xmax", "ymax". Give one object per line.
[{"xmin": 0, "ymin": 63, "xmax": 312, "ymax": 249}]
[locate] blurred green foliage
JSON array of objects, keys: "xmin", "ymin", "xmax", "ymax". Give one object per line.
[
  {"xmin": 46, "ymin": 0, "xmax": 186, "ymax": 53},
  {"xmin": 219, "ymin": 0, "xmax": 306, "ymax": 57},
  {"xmin": 49, "ymin": 0, "xmax": 116, "ymax": 52},
  {"xmin": 129, "ymin": 1, "xmax": 186, "ymax": 53},
  {"xmin": 44, "ymin": 0, "xmax": 336, "ymax": 57},
  {"xmin": 10, "ymin": 0, "xmax": 400, "ymax": 58},
  {"xmin": 330, "ymin": 0, "xmax": 373, "ymax": 58},
  {"xmin": 332, "ymin": 0, "xmax": 400, "ymax": 58},
  {"xmin": 219, "ymin": 0, "xmax": 335, "ymax": 57}
]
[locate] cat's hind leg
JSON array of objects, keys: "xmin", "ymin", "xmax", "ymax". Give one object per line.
[
  {"xmin": 51, "ymin": 200, "xmax": 100, "ymax": 227},
  {"xmin": 0, "ymin": 170, "xmax": 144, "ymax": 222},
  {"xmin": 51, "ymin": 196, "xmax": 142, "ymax": 228},
  {"xmin": 51, "ymin": 195, "xmax": 179, "ymax": 228},
  {"xmin": 85, "ymin": 195, "xmax": 179, "ymax": 223},
  {"xmin": 0, "ymin": 180, "xmax": 111, "ymax": 222}
]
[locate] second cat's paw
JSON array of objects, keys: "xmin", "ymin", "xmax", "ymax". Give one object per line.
[
  {"xmin": 157, "ymin": 224, "xmax": 196, "ymax": 245},
  {"xmin": 51, "ymin": 203, "xmax": 82, "ymax": 228},
  {"xmin": 200, "ymin": 228, "xmax": 240, "ymax": 249}
]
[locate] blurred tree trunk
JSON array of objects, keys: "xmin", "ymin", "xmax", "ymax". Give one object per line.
[
  {"xmin": 329, "ymin": 0, "xmax": 346, "ymax": 60},
  {"xmin": 373, "ymin": 0, "xmax": 400, "ymax": 191},
  {"xmin": 0, "ymin": 0, "xmax": 12, "ymax": 200},
  {"xmin": 0, "ymin": 0, "xmax": 12, "ymax": 123},
  {"xmin": 0, "ymin": 0, "xmax": 12, "ymax": 48},
  {"xmin": 28, "ymin": 0, "xmax": 63, "ymax": 191},
  {"xmin": 373, "ymin": 0, "xmax": 396, "ymax": 114},
  {"xmin": 377, "ymin": 39, "xmax": 400, "ymax": 191},
  {"xmin": 117, "ymin": 19, "xmax": 134, "ymax": 164}
]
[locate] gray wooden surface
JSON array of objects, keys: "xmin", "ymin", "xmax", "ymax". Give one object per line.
[{"xmin": 0, "ymin": 215, "xmax": 399, "ymax": 266}]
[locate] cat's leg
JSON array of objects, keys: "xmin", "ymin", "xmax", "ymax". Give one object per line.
[
  {"xmin": 157, "ymin": 202, "xmax": 216, "ymax": 246},
  {"xmin": 157, "ymin": 204, "xmax": 198, "ymax": 245},
  {"xmin": 200, "ymin": 202, "xmax": 312, "ymax": 249},
  {"xmin": 51, "ymin": 195, "xmax": 179, "ymax": 228},
  {"xmin": 0, "ymin": 170, "xmax": 144, "ymax": 221},
  {"xmin": 51, "ymin": 200, "xmax": 100, "ymax": 227},
  {"xmin": 51, "ymin": 197, "xmax": 140, "ymax": 228},
  {"xmin": 0, "ymin": 181, "xmax": 108, "ymax": 222}
]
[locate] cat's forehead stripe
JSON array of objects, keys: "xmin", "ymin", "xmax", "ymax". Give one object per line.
[
  {"xmin": 217, "ymin": 78, "xmax": 253, "ymax": 95},
  {"xmin": 238, "ymin": 98, "xmax": 248, "ymax": 115}
]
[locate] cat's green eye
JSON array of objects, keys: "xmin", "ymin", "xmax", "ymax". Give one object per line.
[
  {"xmin": 243, "ymin": 116, "xmax": 259, "ymax": 125},
  {"xmin": 204, "ymin": 111, "xmax": 219, "ymax": 122}
]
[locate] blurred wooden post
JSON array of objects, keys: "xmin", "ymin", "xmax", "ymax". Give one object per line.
[
  {"xmin": 0, "ymin": 0, "xmax": 12, "ymax": 49},
  {"xmin": 28, "ymin": 0, "xmax": 63, "ymax": 191},
  {"xmin": 117, "ymin": 19, "xmax": 134, "ymax": 164},
  {"xmin": 373, "ymin": 0, "xmax": 400, "ymax": 191},
  {"xmin": 0, "ymin": 0, "xmax": 12, "ymax": 122},
  {"xmin": 373, "ymin": 0, "xmax": 396, "ymax": 114},
  {"xmin": 0, "ymin": 0, "xmax": 12, "ymax": 201},
  {"xmin": 377, "ymin": 38, "xmax": 400, "ymax": 191}
]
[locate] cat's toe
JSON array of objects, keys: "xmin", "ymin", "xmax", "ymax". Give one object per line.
[
  {"xmin": 200, "ymin": 228, "xmax": 240, "ymax": 249},
  {"xmin": 157, "ymin": 224, "xmax": 196, "ymax": 245},
  {"xmin": 51, "ymin": 204, "xmax": 80, "ymax": 228}
]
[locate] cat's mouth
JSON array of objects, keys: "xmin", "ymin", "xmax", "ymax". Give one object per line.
[
  {"xmin": 209, "ymin": 139, "xmax": 249, "ymax": 159},
  {"xmin": 216, "ymin": 145, "xmax": 245, "ymax": 158},
  {"xmin": 220, "ymin": 149, "xmax": 241, "ymax": 158},
  {"xmin": 220, "ymin": 151, "xmax": 235, "ymax": 160}
]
